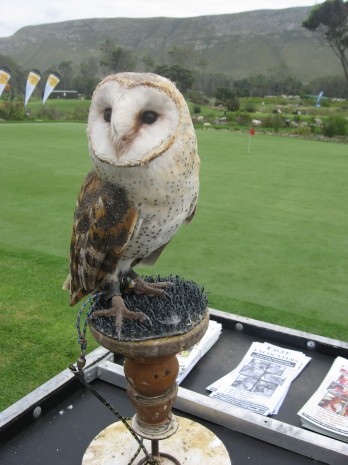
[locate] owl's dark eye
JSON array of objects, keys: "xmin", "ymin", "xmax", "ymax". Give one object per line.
[
  {"xmin": 141, "ymin": 110, "xmax": 158, "ymax": 125},
  {"xmin": 104, "ymin": 108, "xmax": 112, "ymax": 122}
]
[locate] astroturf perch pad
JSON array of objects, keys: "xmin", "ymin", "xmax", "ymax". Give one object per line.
[{"xmin": 89, "ymin": 275, "xmax": 208, "ymax": 341}]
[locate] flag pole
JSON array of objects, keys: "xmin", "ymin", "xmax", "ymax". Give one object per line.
[{"xmin": 248, "ymin": 128, "xmax": 255, "ymax": 154}]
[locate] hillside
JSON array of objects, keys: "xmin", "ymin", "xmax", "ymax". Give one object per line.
[{"xmin": 0, "ymin": 7, "xmax": 342, "ymax": 82}]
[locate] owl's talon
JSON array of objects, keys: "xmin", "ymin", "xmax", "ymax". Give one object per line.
[
  {"xmin": 91, "ymin": 295, "xmax": 151, "ymax": 337},
  {"xmin": 129, "ymin": 277, "xmax": 173, "ymax": 298}
]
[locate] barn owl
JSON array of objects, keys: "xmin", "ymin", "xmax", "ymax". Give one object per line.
[{"xmin": 64, "ymin": 72, "xmax": 200, "ymax": 335}]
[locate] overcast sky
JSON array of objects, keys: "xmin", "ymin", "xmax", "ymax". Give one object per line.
[{"xmin": 1, "ymin": 1, "xmax": 321, "ymax": 38}]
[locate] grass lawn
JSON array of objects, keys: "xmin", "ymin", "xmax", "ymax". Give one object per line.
[
  {"xmin": 26, "ymin": 97, "xmax": 90, "ymax": 116},
  {"xmin": 0, "ymin": 122, "xmax": 347, "ymax": 411}
]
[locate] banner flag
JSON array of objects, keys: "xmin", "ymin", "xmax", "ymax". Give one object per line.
[
  {"xmin": 42, "ymin": 72, "xmax": 60, "ymax": 103},
  {"xmin": 25, "ymin": 69, "xmax": 41, "ymax": 106},
  {"xmin": 315, "ymin": 91, "xmax": 324, "ymax": 108},
  {"xmin": 0, "ymin": 67, "xmax": 11, "ymax": 98}
]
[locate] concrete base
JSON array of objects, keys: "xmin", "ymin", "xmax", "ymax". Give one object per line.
[{"xmin": 82, "ymin": 416, "xmax": 231, "ymax": 464}]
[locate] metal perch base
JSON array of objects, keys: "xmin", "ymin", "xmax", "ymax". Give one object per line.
[{"xmin": 84, "ymin": 276, "xmax": 231, "ymax": 464}]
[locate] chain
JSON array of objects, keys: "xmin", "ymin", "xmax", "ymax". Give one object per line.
[
  {"xmin": 72, "ymin": 293, "xmax": 157, "ymax": 465},
  {"xmin": 75, "ymin": 291, "xmax": 103, "ymax": 370}
]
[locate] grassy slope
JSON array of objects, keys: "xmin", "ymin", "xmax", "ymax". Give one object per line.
[{"xmin": 0, "ymin": 123, "xmax": 347, "ymax": 410}]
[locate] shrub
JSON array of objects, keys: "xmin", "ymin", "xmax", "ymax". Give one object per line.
[
  {"xmin": 322, "ymin": 115, "xmax": 347, "ymax": 137},
  {"xmin": 235, "ymin": 112, "xmax": 252, "ymax": 126},
  {"xmin": 0, "ymin": 99, "xmax": 25, "ymax": 120},
  {"xmin": 70, "ymin": 106, "xmax": 89, "ymax": 121},
  {"xmin": 320, "ymin": 100, "xmax": 330, "ymax": 108},
  {"xmin": 226, "ymin": 96, "xmax": 240, "ymax": 111},
  {"xmin": 35, "ymin": 106, "xmax": 63, "ymax": 121},
  {"xmin": 244, "ymin": 102, "xmax": 256, "ymax": 113},
  {"xmin": 262, "ymin": 115, "xmax": 285, "ymax": 132},
  {"xmin": 186, "ymin": 91, "xmax": 209, "ymax": 105},
  {"xmin": 293, "ymin": 125, "xmax": 312, "ymax": 136},
  {"xmin": 193, "ymin": 104, "xmax": 201, "ymax": 114}
]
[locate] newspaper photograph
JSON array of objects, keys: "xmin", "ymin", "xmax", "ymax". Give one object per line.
[
  {"xmin": 298, "ymin": 356, "xmax": 348, "ymax": 442},
  {"xmin": 208, "ymin": 341, "xmax": 311, "ymax": 416}
]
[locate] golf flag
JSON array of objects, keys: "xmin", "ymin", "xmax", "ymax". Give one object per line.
[
  {"xmin": 248, "ymin": 128, "xmax": 255, "ymax": 154},
  {"xmin": 25, "ymin": 69, "xmax": 41, "ymax": 106},
  {"xmin": 42, "ymin": 72, "xmax": 60, "ymax": 103},
  {"xmin": 0, "ymin": 67, "xmax": 11, "ymax": 98}
]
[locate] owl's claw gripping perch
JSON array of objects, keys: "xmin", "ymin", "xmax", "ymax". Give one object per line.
[
  {"xmin": 124, "ymin": 276, "xmax": 173, "ymax": 299},
  {"xmin": 91, "ymin": 295, "xmax": 151, "ymax": 338}
]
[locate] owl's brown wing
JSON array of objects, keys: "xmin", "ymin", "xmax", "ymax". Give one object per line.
[{"xmin": 67, "ymin": 170, "xmax": 138, "ymax": 306}]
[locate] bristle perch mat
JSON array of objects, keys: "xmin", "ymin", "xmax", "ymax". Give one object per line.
[{"xmin": 89, "ymin": 275, "xmax": 209, "ymax": 341}]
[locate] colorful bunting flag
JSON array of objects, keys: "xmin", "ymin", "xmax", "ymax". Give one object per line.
[
  {"xmin": 25, "ymin": 69, "xmax": 41, "ymax": 106},
  {"xmin": 42, "ymin": 72, "xmax": 60, "ymax": 104},
  {"xmin": 0, "ymin": 67, "xmax": 11, "ymax": 98}
]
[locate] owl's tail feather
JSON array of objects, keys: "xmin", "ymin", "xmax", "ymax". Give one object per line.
[{"xmin": 62, "ymin": 274, "xmax": 71, "ymax": 292}]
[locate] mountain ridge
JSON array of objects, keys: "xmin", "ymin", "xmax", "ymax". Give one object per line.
[{"xmin": 0, "ymin": 7, "xmax": 342, "ymax": 82}]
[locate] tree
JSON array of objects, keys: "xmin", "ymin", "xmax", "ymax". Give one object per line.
[
  {"xmin": 167, "ymin": 46, "xmax": 195, "ymax": 68},
  {"xmin": 154, "ymin": 64, "xmax": 195, "ymax": 93},
  {"xmin": 142, "ymin": 54, "xmax": 156, "ymax": 72},
  {"xmin": 100, "ymin": 40, "xmax": 136, "ymax": 73},
  {"xmin": 74, "ymin": 58, "xmax": 100, "ymax": 97},
  {"xmin": 214, "ymin": 87, "xmax": 240, "ymax": 112},
  {"xmin": 215, "ymin": 87, "xmax": 234, "ymax": 101},
  {"xmin": 58, "ymin": 61, "xmax": 73, "ymax": 89},
  {"xmin": 302, "ymin": 0, "xmax": 348, "ymax": 87}
]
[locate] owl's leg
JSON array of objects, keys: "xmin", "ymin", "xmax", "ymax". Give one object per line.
[
  {"xmin": 123, "ymin": 270, "xmax": 173, "ymax": 297},
  {"xmin": 91, "ymin": 280, "xmax": 150, "ymax": 338}
]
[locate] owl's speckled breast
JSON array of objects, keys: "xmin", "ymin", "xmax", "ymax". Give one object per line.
[{"xmin": 115, "ymin": 138, "xmax": 199, "ymax": 264}]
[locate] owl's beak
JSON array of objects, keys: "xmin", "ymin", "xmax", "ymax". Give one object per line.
[
  {"xmin": 114, "ymin": 135, "xmax": 131, "ymax": 158},
  {"xmin": 112, "ymin": 121, "xmax": 138, "ymax": 160}
]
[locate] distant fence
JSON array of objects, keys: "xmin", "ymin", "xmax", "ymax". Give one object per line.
[{"xmin": 49, "ymin": 90, "xmax": 79, "ymax": 99}]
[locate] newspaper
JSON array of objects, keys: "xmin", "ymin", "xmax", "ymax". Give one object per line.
[
  {"xmin": 207, "ymin": 342, "xmax": 311, "ymax": 416},
  {"xmin": 298, "ymin": 356, "xmax": 348, "ymax": 442},
  {"xmin": 176, "ymin": 320, "xmax": 222, "ymax": 384}
]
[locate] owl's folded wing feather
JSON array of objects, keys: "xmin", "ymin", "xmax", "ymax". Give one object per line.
[
  {"xmin": 65, "ymin": 170, "xmax": 138, "ymax": 306},
  {"xmin": 140, "ymin": 196, "xmax": 198, "ymax": 267}
]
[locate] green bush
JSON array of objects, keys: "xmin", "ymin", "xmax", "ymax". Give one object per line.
[
  {"xmin": 0, "ymin": 99, "xmax": 25, "ymax": 120},
  {"xmin": 293, "ymin": 125, "xmax": 312, "ymax": 136},
  {"xmin": 235, "ymin": 112, "xmax": 252, "ymax": 126},
  {"xmin": 227, "ymin": 96, "xmax": 240, "ymax": 111},
  {"xmin": 185, "ymin": 91, "xmax": 210, "ymax": 105},
  {"xmin": 35, "ymin": 105, "xmax": 63, "ymax": 121},
  {"xmin": 262, "ymin": 115, "xmax": 285, "ymax": 132},
  {"xmin": 323, "ymin": 115, "xmax": 347, "ymax": 137},
  {"xmin": 320, "ymin": 100, "xmax": 330, "ymax": 108},
  {"xmin": 70, "ymin": 106, "xmax": 89, "ymax": 121},
  {"xmin": 244, "ymin": 102, "xmax": 256, "ymax": 113},
  {"xmin": 193, "ymin": 104, "xmax": 201, "ymax": 114}
]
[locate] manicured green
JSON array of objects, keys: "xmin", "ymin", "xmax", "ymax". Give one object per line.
[
  {"xmin": 0, "ymin": 122, "xmax": 347, "ymax": 411},
  {"xmin": 26, "ymin": 97, "xmax": 91, "ymax": 114}
]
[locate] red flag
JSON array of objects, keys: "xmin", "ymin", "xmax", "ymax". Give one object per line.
[{"xmin": 249, "ymin": 128, "xmax": 255, "ymax": 136}]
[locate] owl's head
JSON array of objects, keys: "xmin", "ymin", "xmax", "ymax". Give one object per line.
[{"xmin": 87, "ymin": 73, "xmax": 194, "ymax": 175}]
